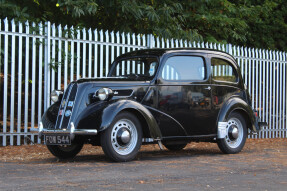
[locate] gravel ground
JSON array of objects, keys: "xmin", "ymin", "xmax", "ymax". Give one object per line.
[{"xmin": 0, "ymin": 139, "xmax": 287, "ymax": 191}]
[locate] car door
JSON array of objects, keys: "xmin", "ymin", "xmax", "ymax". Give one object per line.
[
  {"xmin": 209, "ymin": 55, "xmax": 242, "ymax": 121},
  {"xmin": 156, "ymin": 53, "xmax": 214, "ymax": 136}
]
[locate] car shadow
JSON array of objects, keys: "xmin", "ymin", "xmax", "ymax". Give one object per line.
[
  {"xmin": 138, "ymin": 147, "xmax": 222, "ymax": 161},
  {"xmin": 29, "ymin": 147, "xmax": 223, "ymax": 164}
]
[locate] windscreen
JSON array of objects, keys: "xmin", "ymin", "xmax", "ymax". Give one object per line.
[{"xmin": 109, "ymin": 57, "xmax": 159, "ymax": 80}]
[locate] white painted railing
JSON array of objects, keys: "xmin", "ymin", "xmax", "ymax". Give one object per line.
[{"xmin": 0, "ymin": 18, "xmax": 286, "ymax": 146}]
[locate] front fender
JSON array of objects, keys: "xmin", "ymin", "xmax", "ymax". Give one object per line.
[
  {"xmin": 101, "ymin": 100, "xmax": 162, "ymax": 139},
  {"xmin": 217, "ymin": 97, "xmax": 257, "ymax": 132},
  {"xmin": 41, "ymin": 102, "xmax": 60, "ymax": 129},
  {"xmin": 74, "ymin": 100, "xmax": 162, "ymax": 139},
  {"xmin": 74, "ymin": 101, "xmax": 108, "ymax": 131}
]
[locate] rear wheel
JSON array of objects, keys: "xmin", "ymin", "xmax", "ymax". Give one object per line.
[
  {"xmin": 101, "ymin": 112, "xmax": 142, "ymax": 162},
  {"xmin": 217, "ymin": 112, "xmax": 247, "ymax": 154},
  {"xmin": 47, "ymin": 143, "xmax": 83, "ymax": 159}
]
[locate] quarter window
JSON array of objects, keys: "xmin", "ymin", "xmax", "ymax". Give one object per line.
[
  {"xmin": 162, "ymin": 56, "xmax": 205, "ymax": 81},
  {"xmin": 211, "ymin": 58, "xmax": 237, "ymax": 83}
]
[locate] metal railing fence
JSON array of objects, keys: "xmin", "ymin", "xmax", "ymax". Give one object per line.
[{"xmin": 0, "ymin": 18, "xmax": 286, "ymax": 146}]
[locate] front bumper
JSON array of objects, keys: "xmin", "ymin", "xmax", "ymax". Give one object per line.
[{"xmin": 32, "ymin": 122, "xmax": 98, "ymax": 139}]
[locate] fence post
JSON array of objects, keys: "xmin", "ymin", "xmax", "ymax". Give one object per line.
[
  {"xmin": 226, "ymin": 43, "xmax": 232, "ymax": 55},
  {"xmin": 3, "ymin": 18, "xmax": 8, "ymax": 146},
  {"xmin": 0, "ymin": 19, "xmax": 2, "ymax": 93},
  {"xmin": 44, "ymin": 22, "xmax": 51, "ymax": 111},
  {"xmin": 147, "ymin": 34, "xmax": 154, "ymax": 49}
]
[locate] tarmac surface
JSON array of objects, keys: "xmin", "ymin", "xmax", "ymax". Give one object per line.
[{"xmin": 0, "ymin": 139, "xmax": 287, "ymax": 190}]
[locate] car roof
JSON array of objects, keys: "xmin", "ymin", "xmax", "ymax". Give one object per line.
[{"xmin": 116, "ymin": 48, "xmax": 237, "ymax": 63}]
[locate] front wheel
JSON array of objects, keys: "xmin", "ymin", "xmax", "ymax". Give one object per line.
[
  {"xmin": 217, "ymin": 112, "xmax": 247, "ymax": 154},
  {"xmin": 101, "ymin": 112, "xmax": 142, "ymax": 162},
  {"xmin": 47, "ymin": 143, "xmax": 83, "ymax": 159}
]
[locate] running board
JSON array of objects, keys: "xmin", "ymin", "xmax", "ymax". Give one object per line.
[
  {"xmin": 142, "ymin": 138, "xmax": 154, "ymax": 143},
  {"xmin": 142, "ymin": 138, "xmax": 164, "ymax": 150}
]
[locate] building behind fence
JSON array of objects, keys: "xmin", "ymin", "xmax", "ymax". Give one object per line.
[{"xmin": 0, "ymin": 18, "xmax": 286, "ymax": 146}]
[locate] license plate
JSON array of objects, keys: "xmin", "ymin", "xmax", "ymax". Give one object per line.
[{"xmin": 45, "ymin": 134, "xmax": 71, "ymax": 145}]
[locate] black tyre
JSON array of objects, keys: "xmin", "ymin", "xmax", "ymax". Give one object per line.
[
  {"xmin": 164, "ymin": 143, "xmax": 187, "ymax": 151},
  {"xmin": 217, "ymin": 112, "xmax": 247, "ymax": 154},
  {"xmin": 101, "ymin": 112, "xmax": 142, "ymax": 162},
  {"xmin": 47, "ymin": 143, "xmax": 83, "ymax": 159}
]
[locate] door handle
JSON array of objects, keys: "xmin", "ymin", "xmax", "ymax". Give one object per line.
[{"xmin": 205, "ymin": 86, "xmax": 211, "ymax": 91}]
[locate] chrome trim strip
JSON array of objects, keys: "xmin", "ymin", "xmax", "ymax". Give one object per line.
[
  {"xmin": 112, "ymin": 89, "xmax": 134, "ymax": 97},
  {"xmin": 66, "ymin": 85, "xmax": 78, "ymax": 130},
  {"xmin": 58, "ymin": 83, "xmax": 74, "ymax": 129},
  {"xmin": 55, "ymin": 84, "xmax": 73, "ymax": 129}
]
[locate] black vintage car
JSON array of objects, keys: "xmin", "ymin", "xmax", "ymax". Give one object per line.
[{"xmin": 37, "ymin": 48, "xmax": 266, "ymax": 162}]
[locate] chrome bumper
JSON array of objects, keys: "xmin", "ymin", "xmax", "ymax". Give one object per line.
[
  {"xmin": 32, "ymin": 122, "xmax": 98, "ymax": 138},
  {"xmin": 217, "ymin": 122, "xmax": 228, "ymax": 139}
]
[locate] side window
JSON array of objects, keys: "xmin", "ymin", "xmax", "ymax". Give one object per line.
[
  {"xmin": 162, "ymin": 56, "xmax": 205, "ymax": 81},
  {"xmin": 211, "ymin": 58, "xmax": 238, "ymax": 83}
]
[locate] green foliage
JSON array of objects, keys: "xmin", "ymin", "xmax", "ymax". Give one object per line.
[
  {"xmin": 0, "ymin": 0, "xmax": 286, "ymax": 51},
  {"xmin": 57, "ymin": 0, "xmax": 98, "ymax": 17}
]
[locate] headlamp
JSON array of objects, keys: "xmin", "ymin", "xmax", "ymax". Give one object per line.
[
  {"xmin": 51, "ymin": 90, "xmax": 63, "ymax": 102},
  {"xmin": 97, "ymin": 88, "xmax": 113, "ymax": 101}
]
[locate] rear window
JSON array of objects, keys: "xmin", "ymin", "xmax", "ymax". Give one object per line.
[{"xmin": 211, "ymin": 58, "xmax": 238, "ymax": 83}]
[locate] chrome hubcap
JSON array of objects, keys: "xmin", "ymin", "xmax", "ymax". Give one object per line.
[
  {"xmin": 225, "ymin": 118, "xmax": 243, "ymax": 148},
  {"xmin": 111, "ymin": 119, "xmax": 138, "ymax": 155},
  {"xmin": 228, "ymin": 125, "xmax": 239, "ymax": 140},
  {"xmin": 116, "ymin": 128, "xmax": 131, "ymax": 145}
]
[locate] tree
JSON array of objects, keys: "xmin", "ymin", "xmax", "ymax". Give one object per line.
[{"xmin": 0, "ymin": 0, "xmax": 286, "ymax": 51}]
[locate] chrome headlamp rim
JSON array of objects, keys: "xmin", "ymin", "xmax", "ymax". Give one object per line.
[
  {"xmin": 51, "ymin": 90, "xmax": 63, "ymax": 103},
  {"xmin": 97, "ymin": 88, "xmax": 113, "ymax": 101}
]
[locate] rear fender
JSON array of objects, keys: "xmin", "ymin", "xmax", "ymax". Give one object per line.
[{"xmin": 217, "ymin": 97, "xmax": 258, "ymax": 133}]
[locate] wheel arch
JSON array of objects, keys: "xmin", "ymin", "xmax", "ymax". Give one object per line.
[
  {"xmin": 217, "ymin": 97, "xmax": 256, "ymax": 132},
  {"xmin": 121, "ymin": 108, "xmax": 151, "ymax": 139},
  {"xmin": 230, "ymin": 108, "xmax": 252, "ymax": 132},
  {"xmin": 100, "ymin": 100, "xmax": 162, "ymax": 139}
]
